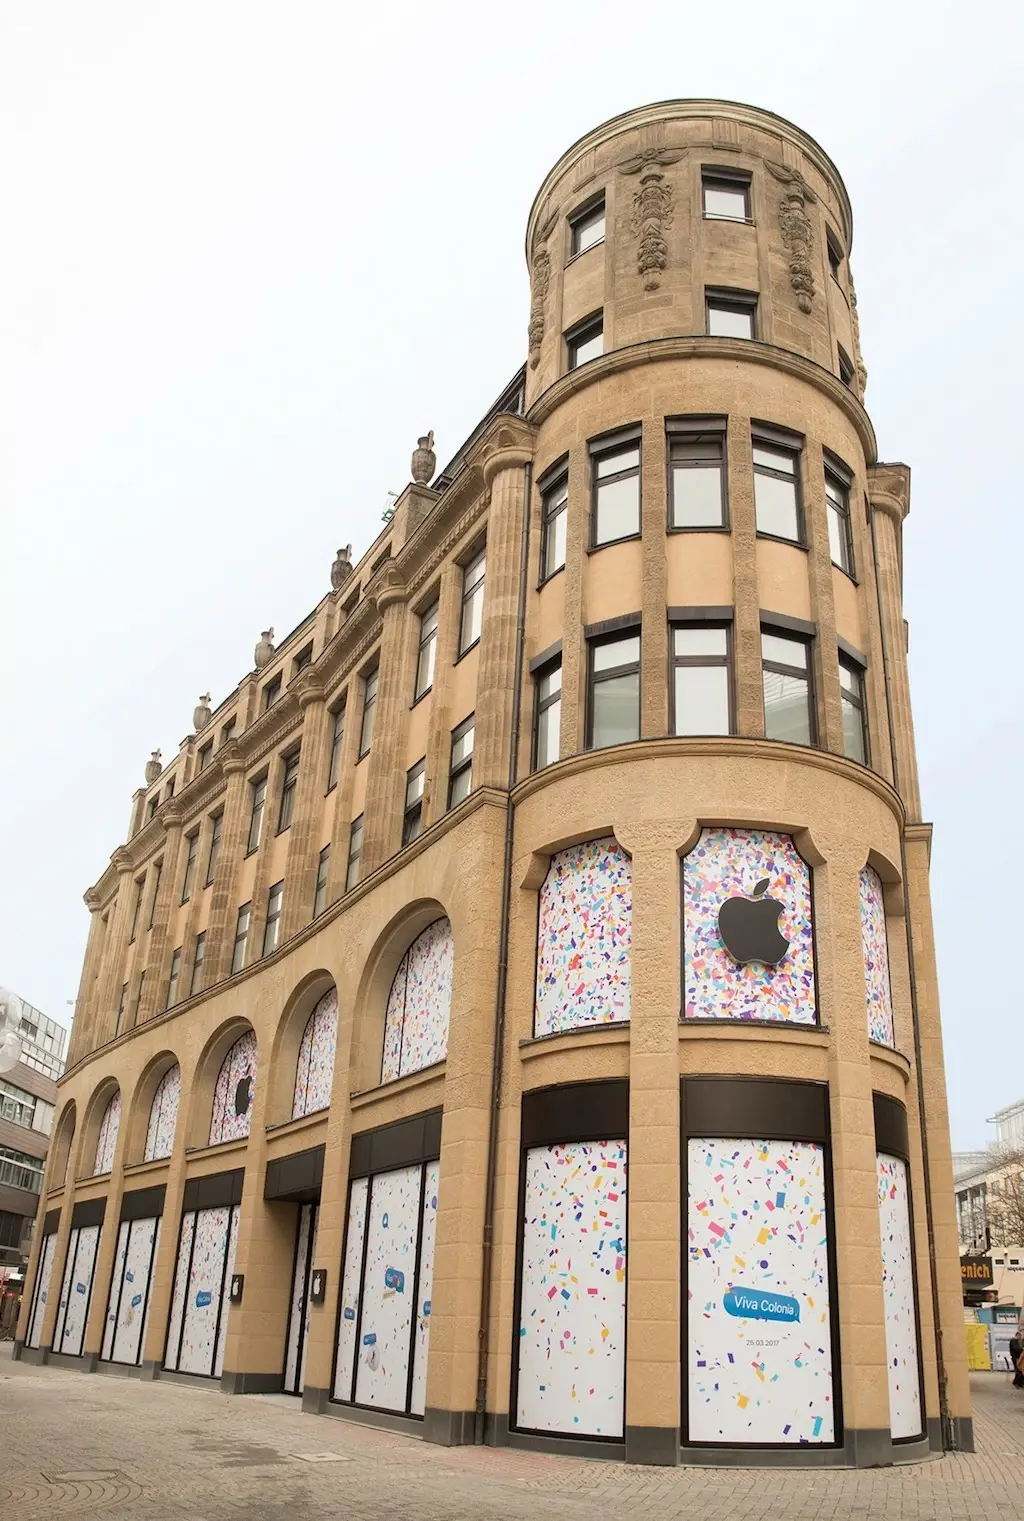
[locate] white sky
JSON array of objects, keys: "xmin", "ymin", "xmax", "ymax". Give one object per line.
[{"xmin": 1, "ymin": 1, "xmax": 1021, "ymax": 1147}]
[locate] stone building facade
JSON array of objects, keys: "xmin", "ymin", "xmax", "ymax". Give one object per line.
[{"xmin": 16, "ymin": 99, "xmax": 970, "ymax": 1467}]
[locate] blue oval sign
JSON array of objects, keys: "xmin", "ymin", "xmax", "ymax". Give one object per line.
[{"xmin": 723, "ymin": 1287, "xmax": 800, "ymax": 1323}]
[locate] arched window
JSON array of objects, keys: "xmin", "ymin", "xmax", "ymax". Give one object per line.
[
  {"xmin": 292, "ymin": 988, "xmax": 338, "ymax": 1118},
  {"xmin": 860, "ymin": 865, "xmax": 894, "ymax": 1047},
  {"xmin": 209, "ymin": 1030, "xmax": 258, "ymax": 1145},
  {"xmin": 145, "ymin": 1064, "xmax": 181, "ymax": 1161},
  {"xmin": 534, "ymin": 838, "xmax": 632, "ymax": 1036},
  {"xmin": 382, "ymin": 918, "xmax": 453, "ymax": 1082},
  {"xmin": 93, "ymin": 1090, "xmax": 121, "ymax": 1175}
]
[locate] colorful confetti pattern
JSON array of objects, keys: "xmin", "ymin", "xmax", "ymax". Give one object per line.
[
  {"xmin": 101, "ymin": 1221, "xmax": 129, "ymax": 1362},
  {"xmin": 292, "ymin": 988, "xmax": 339, "ymax": 1118},
  {"xmin": 167, "ymin": 1203, "xmax": 239, "ymax": 1377},
  {"xmin": 164, "ymin": 1211, "xmax": 196, "ymax": 1368},
  {"xmin": 354, "ymin": 1164, "xmax": 421, "ymax": 1411},
  {"xmin": 333, "ymin": 1176, "xmax": 368, "ymax": 1401},
  {"xmin": 860, "ymin": 867, "xmax": 895, "ymax": 1048},
  {"xmin": 683, "ymin": 829, "xmax": 816, "ymax": 1024},
  {"xmin": 517, "ymin": 1140, "xmax": 627, "ymax": 1438},
  {"xmin": 145, "ymin": 1064, "xmax": 181, "ymax": 1161},
  {"xmin": 285, "ymin": 1202, "xmax": 318, "ymax": 1393},
  {"xmin": 381, "ymin": 918, "xmax": 453, "ymax": 1083},
  {"xmin": 213, "ymin": 1205, "xmax": 241, "ymax": 1379},
  {"xmin": 410, "ymin": 1161, "xmax": 439, "ymax": 1417},
  {"xmin": 877, "ymin": 1153, "xmax": 922, "ymax": 1439},
  {"xmin": 27, "ymin": 1232, "xmax": 57, "ymax": 1349},
  {"xmin": 56, "ymin": 1223, "xmax": 101, "ymax": 1357},
  {"xmin": 102, "ymin": 1216, "xmax": 160, "ymax": 1365},
  {"xmin": 93, "ymin": 1089, "xmax": 121, "ymax": 1175},
  {"xmin": 534, "ymin": 839, "xmax": 632, "ymax": 1037},
  {"xmin": 209, "ymin": 1029, "xmax": 258, "ymax": 1145},
  {"xmin": 687, "ymin": 1138, "xmax": 834, "ymax": 1445}
]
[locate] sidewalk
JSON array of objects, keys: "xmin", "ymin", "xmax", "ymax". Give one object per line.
[{"xmin": 1, "ymin": 1345, "xmax": 1022, "ymax": 1520}]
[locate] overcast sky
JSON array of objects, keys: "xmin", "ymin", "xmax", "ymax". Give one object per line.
[{"xmin": 1, "ymin": 2, "xmax": 1021, "ymax": 1147}]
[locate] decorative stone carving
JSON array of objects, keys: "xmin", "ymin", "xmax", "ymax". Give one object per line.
[
  {"xmin": 254, "ymin": 628, "xmax": 275, "ymax": 668},
  {"xmin": 331, "ymin": 546, "xmax": 353, "ymax": 590},
  {"xmin": 411, "ymin": 432, "xmax": 436, "ymax": 485},
  {"xmin": 527, "ymin": 211, "xmax": 557, "ymax": 370},
  {"xmin": 618, "ymin": 145, "xmax": 687, "ymax": 177},
  {"xmin": 849, "ymin": 274, "xmax": 868, "ymax": 392},
  {"xmin": 619, "ymin": 147, "xmax": 685, "ymax": 291},
  {"xmin": 192, "ymin": 694, "xmax": 212, "ymax": 732},
  {"xmin": 144, "ymin": 750, "xmax": 162, "ymax": 785},
  {"xmin": 764, "ymin": 160, "xmax": 818, "ymax": 314},
  {"xmin": 368, "ymin": 558, "xmax": 408, "ymax": 614}
]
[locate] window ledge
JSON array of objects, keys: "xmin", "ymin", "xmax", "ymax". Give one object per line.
[
  {"xmin": 520, "ymin": 1022, "xmax": 630, "ymax": 1059},
  {"xmin": 756, "ymin": 531, "xmax": 808, "ymax": 551},
  {"xmin": 123, "ymin": 1155, "xmax": 172, "ymax": 1179},
  {"xmin": 586, "ymin": 532, "xmax": 642, "ymax": 555},
  {"xmin": 410, "ymin": 685, "xmax": 433, "ymax": 710},
  {"xmin": 667, "ymin": 523, "xmax": 731, "ymax": 535},
  {"xmin": 453, "ymin": 637, "xmax": 480, "ymax": 666},
  {"xmin": 537, "ymin": 565, "xmax": 565, "ymax": 590},
  {"xmin": 264, "ymin": 1107, "xmax": 329, "ymax": 1140},
  {"xmin": 680, "ymin": 1018, "xmax": 830, "ymax": 1046},
  {"xmin": 183, "ymin": 1135, "xmax": 250, "ymax": 1162},
  {"xmin": 350, "ymin": 1060, "xmax": 446, "ymax": 1109},
  {"xmin": 868, "ymin": 1041, "xmax": 913, "ymax": 1081},
  {"xmin": 831, "ymin": 562, "xmax": 859, "ymax": 586},
  {"xmin": 564, "ymin": 239, "xmax": 605, "ymax": 269},
  {"xmin": 703, "ymin": 215, "xmax": 756, "ymax": 227}
]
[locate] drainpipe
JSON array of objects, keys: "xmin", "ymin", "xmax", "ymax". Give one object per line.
[
  {"xmin": 869, "ymin": 500, "xmax": 953, "ymax": 1449},
  {"xmin": 474, "ymin": 461, "xmax": 532, "ymax": 1443}
]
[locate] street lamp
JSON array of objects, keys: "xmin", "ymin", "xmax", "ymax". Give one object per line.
[{"xmin": 0, "ymin": 987, "xmax": 23, "ymax": 1075}]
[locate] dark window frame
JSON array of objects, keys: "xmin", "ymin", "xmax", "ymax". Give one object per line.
[
  {"xmin": 761, "ymin": 625, "xmax": 817, "ymax": 747},
  {"xmin": 205, "ymin": 813, "xmax": 222, "ymax": 887},
  {"xmin": 837, "ymin": 344, "xmax": 855, "ymax": 388},
  {"xmin": 589, "ymin": 429, "xmax": 642, "ymax": 550},
  {"xmin": 220, "ymin": 717, "xmax": 236, "ymax": 747},
  {"xmin": 666, "ymin": 417, "xmax": 729, "ymax": 532},
  {"xmin": 403, "ymin": 758, "xmax": 426, "ymax": 845},
  {"xmin": 133, "ymin": 971, "xmax": 146, "ymax": 1023},
  {"xmin": 357, "ymin": 667, "xmax": 379, "ymax": 759},
  {"xmin": 345, "ymin": 816, "xmax": 364, "ymax": 892},
  {"xmin": 231, "ymin": 903, "xmax": 251, "ymax": 975},
  {"xmin": 532, "ymin": 656, "xmax": 563, "ymax": 771},
  {"xmin": 670, "ymin": 620, "xmax": 735, "ymax": 736},
  {"xmin": 826, "ymin": 229, "xmax": 843, "ymax": 283},
  {"xmin": 180, "ymin": 831, "xmax": 199, "ymax": 905},
  {"xmin": 277, "ymin": 750, "xmax": 301, "ymax": 833},
  {"xmin": 701, "ymin": 167, "xmax": 753, "ymax": 223},
  {"xmin": 292, "ymin": 642, "xmax": 314, "ymax": 677},
  {"xmin": 568, "ymin": 193, "xmax": 606, "ymax": 259},
  {"xmin": 448, "ymin": 715, "xmax": 475, "ymax": 810},
  {"xmin": 539, "ymin": 471, "xmax": 569, "ymax": 582},
  {"xmin": 313, "ymin": 846, "xmax": 330, "ymax": 918},
  {"xmin": 261, "ymin": 674, "xmax": 282, "ymax": 713},
  {"xmin": 197, "ymin": 740, "xmax": 213, "ymax": 772},
  {"xmin": 839, "ymin": 654, "xmax": 869, "ymax": 766},
  {"xmin": 128, "ymin": 876, "xmax": 145, "ymax": 944},
  {"xmin": 165, "ymin": 947, "xmax": 182, "ymax": 1010},
  {"xmin": 414, "ymin": 600, "xmax": 439, "ymax": 701},
  {"xmin": 189, "ymin": 932, "xmax": 206, "ymax": 997},
  {"xmin": 146, "ymin": 861, "xmax": 161, "ymax": 931},
  {"xmin": 326, "ymin": 702, "xmax": 346, "ymax": 791},
  {"xmin": 705, "ymin": 287, "xmax": 758, "ymax": 339},
  {"xmin": 246, "ymin": 774, "xmax": 268, "ymax": 855},
  {"xmin": 585, "ymin": 629, "xmax": 642, "ymax": 751},
  {"xmin": 752, "ymin": 426, "xmax": 805, "ymax": 547},
  {"xmin": 825, "ymin": 462, "xmax": 855, "ymax": 577},
  {"xmin": 262, "ymin": 881, "xmax": 284, "ymax": 957},
  {"xmin": 458, "ymin": 548, "xmax": 486, "ymax": 657},
  {"xmin": 565, "ymin": 309, "xmax": 604, "ymax": 371}
]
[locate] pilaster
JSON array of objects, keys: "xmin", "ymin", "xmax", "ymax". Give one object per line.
[
  {"xmin": 202, "ymin": 751, "xmax": 251, "ymax": 985},
  {"xmin": 280, "ymin": 674, "xmax": 330, "ymax": 937},
  {"xmin": 868, "ymin": 468, "xmax": 920, "ymax": 820},
  {"xmin": 361, "ymin": 567, "xmax": 414, "ymax": 873},
  {"xmin": 474, "ymin": 451, "xmax": 531, "ymax": 788},
  {"xmin": 423, "ymin": 562, "xmax": 463, "ymax": 829},
  {"xmin": 92, "ymin": 852, "xmax": 137, "ymax": 1045},
  {"xmin": 728, "ymin": 415, "xmax": 764, "ymax": 737},
  {"xmin": 137, "ymin": 808, "xmax": 185, "ymax": 1024}
]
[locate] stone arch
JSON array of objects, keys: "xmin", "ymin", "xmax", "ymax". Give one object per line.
[
  {"xmin": 185, "ymin": 1019, "xmax": 256, "ymax": 1149},
  {"xmin": 49, "ymin": 1099, "xmax": 76, "ymax": 1188},
  {"xmin": 350, "ymin": 899, "xmax": 452, "ymax": 1093},
  {"xmin": 123, "ymin": 1051, "xmax": 181, "ymax": 1163},
  {"xmin": 79, "ymin": 1079, "xmax": 121, "ymax": 1180},
  {"xmin": 264, "ymin": 970, "xmax": 338, "ymax": 1124}
]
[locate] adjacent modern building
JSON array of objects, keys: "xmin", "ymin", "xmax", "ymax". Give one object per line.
[
  {"xmin": 17, "ymin": 99, "xmax": 970, "ymax": 1466},
  {"xmin": 954, "ymin": 1099, "xmax": 1024, "ymax": 1311}
]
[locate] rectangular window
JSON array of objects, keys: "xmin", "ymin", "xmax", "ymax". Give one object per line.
[
  {"xmin": 197, "ymin": 740, "xmax": 213, "ymax": 772},
  {"xmin": 668, "ymin": 420, "xmax": 727, "ymax": 528},
  {"xmin": 403, "ymin": 759, "xmax": 426, "ymax": 844},
  {"xmin": 706, "ymin": 289, "xmax": 757, "ymax": 339},
  {"xmin": 247, "ymin": 776, "xmax": 267, "ymax": 853},
  {"xmin": 292, "ymin": 642, "xmax": 313, "ymax": 676},
  {"xmin": 147, "ymin": 861, "xmax": 161, "ymax": 930},
  {"xmin": 346, "ymin": 816, "xmax": 364, "ymax": 891},
  {"xmin": 753, "ymin": 433, "xmax": 803, "ymax": 543},
  {"xmin": 165, "ymin": 777, "xmax": 175, "ymax": 801},
  {"xmin": 566, "ymin": 311, "xmax": 604, "ymax": 370},
  {"xmin": 261, "ymin": 674, "xmax": 282, "ymax": 713},
  {"xmin": 825, "ymin": 466, "xmax": 854, "ymax": 574},
  {"xmin": 231, "ymin": 903, "xmax": 251, "ymax": 974},
  {"xmin": 129, "ymin": 877, "xmax": 145, "ymax": 943},
  {"xmin": 459, "ymin": 549, "xmax": 486, "ymax": 654},
  {"xmin": 221, "ymin": 718, "xmax": 236, "ymax": 746},
  {"xmin": 358, "ymin": 668, "xmax": 379, "ymax": 757},
  {"xmin": 827, "ymin": 230, "xmax": 843, "ymax": 282},
  {"xmin": 165, "ymin": 948, "xmax": 181, "ymax": 1010},
  {"xmin": 702, "ymin": 171, "xmax": 751, "ymax": 222},
  {"xmin": 839, "ymin": 656, "xmax": 868, "ymax": 764},
  {"xmin": 116, "ymin": 983, "xmax": 128, "ymax": 1036},
  {"xmin": 540, "ymin": 474, "xmax": 568, "ymax": 580},
  {"xmin": 415, "ymin": 602, "xmax": 439, "ymax": 699},
  {"xmin": 570, "ymin": 196, "xmax": 605, "ymax": 256},
  {"xmin": 533, "ymin": 659, "xmax": 562, "ymax": 770},
  {"xmin": 448, "ymin": 717, "xmax": 475, "ymax": 808},
  {"xmin": 263, "ymin": 881, "xmax": 284, "ymax": 957},
  {"xmin": 587, "ymin": 631, "xmax": 641, "ymax": 749},
  {"xmin": 277, "ymin": 751, "xmax": 300, "ymax": 832},
  {"xmin": 313, "ymin": 846, "xmax": 330, "ymax": 918},
  {"xmin": 180, "ymin": 832, "xmax": 198, "ymax": 904},
  {"xmin": 147, "ymin": 797, "xmax": 159, "ymax": 822},
  {"xmin": 205, "ymin": 813, "xmax": 222, "ymax": 886},
  {"xmin": 326, "ymin": 703, "xmax": 346, "ymax": 790},
  {"xmin": 672, "ymin": 624, "xmax": 732, "ymax": 735},
  {"xmin": 762, "ymin": 629, "xmax": 815, "ymax": 746},
  {"xmin": 189, "ymin": 932, "xmax": 206, "ymax": 996},
  {"xmin": 837, "ymin": 344, "xmax": 854, "ymax": 388},
  {"xmin": 591, "ymin": 434, "xmax": 641, "ymax": 547}
]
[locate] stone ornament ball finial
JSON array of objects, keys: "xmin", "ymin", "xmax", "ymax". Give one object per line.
[
  {"xmin": 254, "ymin": 629, "xmax": 276, "ymax": 669},
  {"xmin": 411, "ymin": 431, "xmax": 436, "ymax": 486},
  {"xmin": 193, "ymin": 693, "xmax": 212, "ymax": 732},
  {"xmin": 331, "ymin": 545, "xmax": 353, "ymax": 591},
  {"xmin": 145, "ymin": 749, "xmax": 162, "ymax": 785}
]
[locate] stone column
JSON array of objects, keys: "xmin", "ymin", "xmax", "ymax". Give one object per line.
[
  {"xmin": 202, "ymin": 749, "xmax": 251, "ymax": 985},
  {"xmin": 280, "ymin": 672, "xmax": 330, "ymax": 938},
  {"xmin": 727, "ymin": 416, "xmax": 765, "ymax": 737},
  {"xmin": 869, "ymin": 483, "xmax": 921, "ymax": 821},
  {"xmin": 640, "ymin": 431, "xmax": 670, "ymax": 738},
  {"xmin": 361, "ymin": 567, "xmax": 414, "ymax": 873},
  {"xmin": 66, "ymin": 891, "xmax": 108, "ymax": 1065},
  {"xmin": 137, "ymin": 807, "xmax": 185, "ymax": 1024},
  {"xmin": 247, "ymin": 737, "xmax": 291, "ymax": 958},
  {"xmin": 92, "ymin": 850, "xmax": 138, "ymax": 1046},
  {"xmin": 473, "ymin": 449, "xmax": 532, "ymax": 788},
  {"xmin": 557, "ymin": 440, "xmax": 588, "ymax": 759},
  {"xmin": 324, "ymin": 685, "xmax": 365, "ymax": 904}
]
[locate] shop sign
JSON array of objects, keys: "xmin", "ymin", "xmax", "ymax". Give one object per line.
[{"xmin": 960, "ymin": 1254, "xmax": 994, "ymax": 1288}]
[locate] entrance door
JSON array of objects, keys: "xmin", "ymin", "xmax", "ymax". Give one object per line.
[{"xmin": 284, "ymin": 1202, "xmax": 318, "ymax": 1395}]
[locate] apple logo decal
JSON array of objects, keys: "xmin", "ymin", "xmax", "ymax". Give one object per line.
[
  {"xmin": 717, "ymin": 877, "xmax": 791, "ymax": 966},
  {"xmin": 233, "ymin": 1075, "xmax": 253, "ymax": 1116}
]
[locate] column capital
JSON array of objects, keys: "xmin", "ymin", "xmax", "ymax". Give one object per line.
[
  {"xmin": 482, "ymin": 443, "xmax": 533, "ymax": 487},
  {"xmin": 368, "ymin": 560, "xmax": 409, "ymax": 614},
  {"xmin": 111, "ymin": 847, "xmax": 135, "ymax": 876},
  {"xmin": 161, "ymin": 804, "xmax": 185, "ymax": 832},
  {"xmin": 83, "ymin": 887, "xmax": 102, "ymax": 911},
  {"xmin": 295, "ymin": 669, "xmax": 327, "ymax": 710},
  {"xmin": 221, "ymin": 741, "xmax": 246, "ymax": 777}
]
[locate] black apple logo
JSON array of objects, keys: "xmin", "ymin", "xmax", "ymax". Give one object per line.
[
  {"xmin": 234, "ymin": 1075, "xmax": 253, "ymax": 1116},
  {"xmin": 717, "ymin": 878, "xmax": 791, "ymax": 965}
]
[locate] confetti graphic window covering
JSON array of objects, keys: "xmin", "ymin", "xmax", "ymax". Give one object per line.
[
  {"xmin": 101, "ymin": 1216, "xmax": 161, "ymax": 1366},
  {"xmin": 687, "ymin": 1137, "xmax": 835, "ymax": 1446},
  {"xmin": 410, "ymin": 1162, "xmax": 439, "ymax": 1417},
  {"xmin": 860, "ymin": 867, "xmax": 895, "ymax": 1048},
  {"xmin": 285, "ymin": 1202, "xmax": 318, "ymax": 1394},
  {"xmin": 292, "ymin": 988, "xmax": 338, "ymax": 1118},
  {"xmin": 516, "ymin": 1140, "xmax": 628, "ymax": 1438},
  {"xmin": 145, "ymin": 1064, "xmax": 181, "ymax": 1161},
  {"xmin": 333, "ymin": 1177, "xmax": 368, "ymax": 1401},
  {"xmin": 877, "ymin": 1154, "xmax": 922, "ymax": 1439},
  {"xmin": 381, "ymin": 919, "xmax": 454, "ymax": 1083},
  {"xmin": 54, "ymin": 1223, "xmax": 102, "ymax": 1358},
  {"xmin": 93, "ymin": 1090, "xmax": 122, "ymax": 1175},
  {"xmin": 209, "ymin": 1030, "xmax": 258, "ymax": 1145},
  {"xmin": 683, "ymin": 828, "xmax": 816, "ymax": 1024},
  {"xmin": 26, "ymin": 1231, "xmax": 57, "ymax": 1349},
  {"xmin": 534, "ymin": 838, "xmax": 632, "ymax": 1036},
  {"xmin": 164, "ymin": 1204, "xmax": 238, "ymax": 1377}
]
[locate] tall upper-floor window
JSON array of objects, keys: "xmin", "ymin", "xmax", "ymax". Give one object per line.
[
  {"xmin": 672, "ymin": 624, "xmax": 733, "ymax": 735},
  {"xmin": 180, "ymin": 832, "xmax": 198, "ymax": 904},
  {"xmin": 825, "ymin": 463, "xmax": 854, "ymax": 574},
  {"xmin": 346, "ymin": 816, "xmax": 364, "ymax": 891},
  {"xmin": 190, "ymin": 931, "xmax": 206, "ymax": 996},
  {"xmin": 706, "ymin": 289, "xmax": 757, "ymax": 339},
  {"xmin": 220, "ymin": 717, "xmax": 236, "ymax": 746},
  {"xmin": 587, "ymin": 630, "xmax": 641, "ymax": 750},
  {"xmin": 247, "ymin": 776, "xmax": 267, "ymax": 854},
  {"xmin": 702, "ymin": 170, "xmax": 751, "ymax": 222},
  {"xmin": 566, "ymin": 311, "xmax": 603, "ymax": 370},
  {"xmin": 591, "ymin": 431, "xmax": 641, "ymax": 547},
  {"xmin": 837, "ymin": 345, "xmax": 854, "ymax": 388},
  {"xmin": 533, "ymin": 658, "xmax": 562, "ymax": 770},
  {"xmin": 133, "ymin": 970, "xmax": 146, "ymax": 1022},
  {"xmin": 570, "ymin": 195, "xmax": 605, "ymax": 256},
  {"xmin": 205, "ymin": 813, "xmax": 222, "ymax": 886},
  {"xmin": 839, "ymin": 655, "xmax": 868, "ymax": 764},
  {"xmin": 146, "ymin": 861, "xmax": 161, "ymax": 929},
  {"xmin": 197, "ymin": 740, "xmax": 213, "ymax": 773},
  {"xmin": 827, "ymin": 229, "xmax": 843, "ymax": 282},
  {"xmin": 753, "ymin": 428, "xmax": 803, "ymax": 543},
  {"xmin": 277, "ymin": 751, "xmax": 300, "ymax": 832},
  {"xmin": 448, "ymin": 717, "xmax": 475, "ymax": 808},
  {"xmin": 540, "ymin": 471, "xmax": 568, "ymax": 581},
  {"xmin": 415, "ymin": 602, "xmax": 439, "ymax": 699},
  {"xmin": 261, "ymin": 673, "xmax": 282, "ymax": 712},
  {"xmin": 313, "ymin": 845, "xmax": 330, "ymax": 917},
  {"xmin": 667, "ymin": 419, "xmax": 727, "ymax": 529},
  {"xmin": 358, "ymin": 668, "xmax": 378, "ymax": 757},
  {"xmin": 403, "ymin": 759, "xmax": 426, "ymax": 844},
  {"xmin": 115, "ymin": 983, "xmax": 128, "ymax": 1037},
  {"xmin": 326, "ymin": 703, "xmax": 345, "ymax": 790},
  {"xmin": 459, "ymin": 550, "xmax": 486, "ymax": 654},
  {"xmin": 231, "ymin": 902, "xmax": 251, "ymax": 975},
  {"xmin": 129, "ymin": 876, "xmax": 144, "ymax": 943},
  {"xmin": 263, "ymin": 881, "xmax": 284, "ymax": 956},
  {"xmin": 762, "ymin": 628, "xmax": 815, "ymax": 746},
  {"xmin": 165, "ymin": 947, "xmax": 182, "ymax": 1010}
]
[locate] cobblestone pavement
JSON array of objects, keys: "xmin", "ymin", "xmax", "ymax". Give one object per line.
[{"xmin": 2, "ymin": 1346, "xmax": 1023, "ymax": 1520}]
